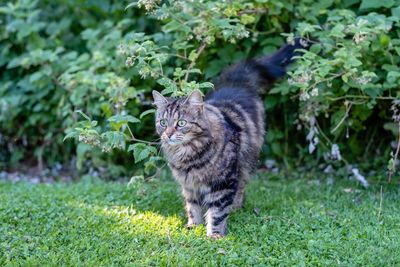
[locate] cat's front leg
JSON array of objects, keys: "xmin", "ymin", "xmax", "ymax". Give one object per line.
[
  {"xmin": 204, "ymin": 187, "xmax": 236, "ymax": 238},
  {"xmin": 183, "ymin": 188, "xmax": 203, "ymax": 228}
]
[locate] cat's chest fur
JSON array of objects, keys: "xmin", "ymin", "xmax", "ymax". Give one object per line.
[
  {"xmin": 170, "ymin": 161, "xmax": 218, "ymax": 189},
  {"xmin": 165, "ymin": 133, "xmax": 239, "ymax": 190}
]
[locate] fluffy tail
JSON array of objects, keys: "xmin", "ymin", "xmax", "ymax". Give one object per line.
[{"xmin": 215, "ymin": 38, "xmax": 309, "ymax": 91}]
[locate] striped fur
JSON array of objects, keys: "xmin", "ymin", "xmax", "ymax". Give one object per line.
[{"xmin": 152, "ymin": 39, "xmax": 307, "ymax": 238}]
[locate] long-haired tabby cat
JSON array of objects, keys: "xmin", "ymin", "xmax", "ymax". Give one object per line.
[{"xmin": 152, "ymin": 38, "xmax": 306, "ymax": 239}]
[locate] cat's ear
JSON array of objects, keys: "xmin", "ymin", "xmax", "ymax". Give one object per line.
[
  {"xmin": 152, "ymin": 90, "xmax": 168, "ymax": 107},
  {"xmin": 184, "ymin": 90, "xmax": 203, "ymax": 106}
]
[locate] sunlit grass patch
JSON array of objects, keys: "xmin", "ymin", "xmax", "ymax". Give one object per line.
[{"xmin": 1, "ymin": 176, "xmax": 400, "ymax": 265}]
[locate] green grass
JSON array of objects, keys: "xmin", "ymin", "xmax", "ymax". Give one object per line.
[{"xmin": 1, "ymin": 175, "xmax": 399, "ymax": 266}]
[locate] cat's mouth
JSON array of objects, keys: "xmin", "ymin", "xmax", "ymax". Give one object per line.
[
  {"xmin": 166, "ymin": 139, "xmax": 183, "ymax": 145},
  {"xmin": 163, "ymin": 136, "xmax": 185, "ymax": 146}
]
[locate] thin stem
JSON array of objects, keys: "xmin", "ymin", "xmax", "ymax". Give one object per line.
[
  {"xmin": 331, "ymin": 103, "xmax": 352, "ymax": 133},
  {"xmin": 314, "ymin": 118, "xmax": 350, "ymax": 166},
  {"xmin": 167, "ymin": 53, "xmax": 189, "ymax": 60},
  {"xmin": 378, "ymin": 186, "xmax": 383, "ymax": 220},
  {"xmin": 157, "ymin": 58, "xmax": 164, "ymax": 76},
  {"xmin": 314, "ymin": 119, "xmax": 332, "ymax": 146},
  {"xmin": 309, "ymin": 71, "xmax": 345, "ymax": 89},
  {"xmin": 184, "ymin": 41, "xmax": 207, "ymax": 82},
  {"xmin": 328, "ymin": 95, "xmax": 396, "ymax": 101},
  {"xmin": 127, "ymin": 124, "xmax": 160, "ymax": 145},
  {"xmin": 389, "ymin": 122, "xmax": 400, "ymax": 182},
  {"xmin": 237, "ymin": 8, "xmax": 268, "ymax": 16},
  {"xmin": 394, "ymin": 122, "xmax": 400, "ymax": 164}
]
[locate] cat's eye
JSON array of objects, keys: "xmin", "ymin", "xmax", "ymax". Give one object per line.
[
  {"xmin": 177, "ymin": 119, "xmax": 187, "ymax": 127},
  {"xmin": 160, "ymin": 119, "xmax": 167, "ymax": 127}
]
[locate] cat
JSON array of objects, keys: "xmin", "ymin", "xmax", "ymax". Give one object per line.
[{"xmin": 152, "ymin": 38, "xmax": 307, "ymax": 239}]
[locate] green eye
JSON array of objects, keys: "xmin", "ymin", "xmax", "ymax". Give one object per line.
[
  {"xmin": 160, "ymin": 119, "xmax": 167, "ymax": 127},
  {"xmin": 177, "ymin": 119, "xmax": 187, "ymax": 127}
]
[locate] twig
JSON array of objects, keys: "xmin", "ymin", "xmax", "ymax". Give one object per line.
[
  {"xmin": 184, "ymin": 41, "xmax": 207, "ymax": 82},
  {"xmin": 237, "ymin": 8, "xmax": 268, "ymax": 16},
  {"xmin": 314, "ymin": 119, "xmax": 332, "ymax": 146},
  {"xmin": 308, "ymin": 72, "xmax": 345, "ymax": 89},
  {"xmin": 127, "ymin": 124, "xmax": 160, "ymax": 146},
  {"xmin": 311, "ymin": 119, "xmax": 350, "ymax": 166},
  {"xmin": 378, "ymin": 185, "xmax": 383, "ymax": 221},
  {"xmin": 331, "ymin": 102, "xmax": 352, "ymax": 133},
  {"xmin": 167, "ymin": 53, "xmax": 189, "ymax": 60},
  {"xmin": 394, "ymin": 122, "xmax": 400, "ymax": 167},
  {"xmin": 328, "ymin": 95, "xmax": 396, "ymax": 102},
  {"xmin": 388, "ymin": 121, "xmax": 400, "ymax": 182},
  {"xmin": 364, "ymin": 126, "xmax": 377, "ymax": 160}
]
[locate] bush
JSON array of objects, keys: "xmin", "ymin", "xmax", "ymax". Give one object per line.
[
  {"xmin": 1, "ymin": 0, "xmax": 399, "ymax": 181},
  {"xmin": 0, "ymin": 0, "xmax": 147, "ymax": 176}
]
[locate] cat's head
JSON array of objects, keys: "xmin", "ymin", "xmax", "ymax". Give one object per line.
[{"xmin": 152, "ymin": 90, "xmax": 208, "ymax": 146}]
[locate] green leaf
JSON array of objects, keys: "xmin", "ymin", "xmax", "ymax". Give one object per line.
[
  {"xmin": 329, "ymin": 24, "xmax": 346, "ymax": 38},
  {"xmin": 63, "ymin": 131, "xmax": 79, "ymax": 142},
  {"xmin": 140, "ymin": 109, "xmax": 156, "ymax": 119},
  {"xmin": 125, "ymin": 2, "xmax": 138, "ymax": 10},
  {"xmin": 102, "ymin": 131, "xmax": 126, "ymax": 149},
  {"xmin": 144, "ymin": 161, "xmax": 157, "ymax": 175},
  {"xmin": 360, "ymin": 0, "xmax": 394, "ymax": 9},
  {"xmin": 188, "ymin": 50, "xmax": 198, "ymax": 62},
  {"xmin": 240, "ymin": 14, "xmax": 256, "ymax": 25},
  {"xmin": 363, "ymin": 87, "xmax": 379, "ymax": 99},
  {"xmin": 75, "ymin": 110, "xmax": 92, "ymax": 121},
  {"xmin": 310, "ymin": 44, "xmax": 322, "ymax": 54},
  {"xmin": 76, "ymin": 143, "xmax": 91, "ymax": 170},
  {"xmin": 394, "ymin": 47, "xmax": 400, "ymax": 56},
  {"xmin": 7, "ymin": 56, "xmax": 23, "ymax": 69},
  {"xmin": 29, "ymin": 71, "xmax": 44, "ymax": 83},
  {"xmin": 387, "ymin": 71, "xmax": 400, "ymax": 83},
  {"xmin": 108, "ymin": 114, "xmax": 140, "ymax": 124},
  {"xmin": 392, "ymin": 6, "xmax": 400, "ymax": 18},
  {"xmin": 199, "ymin": 82, "xmax": 214, "ymax": 89},
  {"xmin": 128, "ymin": 143, "xmax": 157, "ymax": 163}
]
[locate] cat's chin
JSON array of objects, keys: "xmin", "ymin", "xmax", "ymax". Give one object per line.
[{"xmin": 163, "ymin": 139, "xmax": 184, "ymax": 146}]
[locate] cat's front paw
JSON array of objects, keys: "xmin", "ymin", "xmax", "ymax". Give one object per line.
[
  {"xmin": 184, "ymin": 223, "xmax": 199, "ymax": 230},
  {"xmin": 207, "ymin": 233, "xmax": 225, "ymax": 239}
]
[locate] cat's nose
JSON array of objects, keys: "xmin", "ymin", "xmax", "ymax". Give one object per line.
[{"xmin": 165, "ymin": 128, "xmax": 175, "ymax": 138}]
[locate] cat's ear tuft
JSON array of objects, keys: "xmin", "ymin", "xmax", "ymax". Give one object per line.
[
  {"xmin": 152, "ymin": 90, "xmax": 168, "ymax": 107},
  {"xmin": 185, "ymin": 90, "xmax": 203, "ymax": 106}
]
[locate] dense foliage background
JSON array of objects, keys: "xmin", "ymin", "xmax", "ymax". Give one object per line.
[{"xmin": 1, "ymin": 0, "xmax": 399, "ymax": 182}]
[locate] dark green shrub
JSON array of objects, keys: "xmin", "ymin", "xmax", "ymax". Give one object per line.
[{"xmin": 1, "ymin": 0, "xmax": 399, "ymax": 181}]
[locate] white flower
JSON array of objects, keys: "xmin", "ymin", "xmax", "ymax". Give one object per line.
[
  {"xmin": 125, "ymin": 57, "xmax": 134, "ymax": 67},
  {"xmin": 331, "ymin": 144, "xmax": 342, "ymax": 161},
  {"xmin": 324, "ymin": 165, "xmax": 334, "ymax": 173},
  {"xmin": 297, "ymin": 72, "xmax": 312, "ymax": 84},
  {"xmin": 300, "ymin": 38, "xmax": 308, "ymax": 47},
  {"xmin": 310, "ymin": 87, "xmax": 319, "ymax": 97},
  {"xmin": 300, "ymin": 91, "xmax": 310, "ymax": 101},
  {"xmin": 306, "ymin": 117, "xmax": 319, "ymax": 154},
  {"xmin": 353, "ymin": 33, "xmax": 367, "ymax": 44},
  {"xmin": 351, "ymin": 168, "xmax": 369, "ymax": 188},
  {"xmin": 117, "ymin": 43, "xmax": 126, "ymax": 55},
  {"xmin": 309, "ymin": 142, "xmax": 316, "ymax": 154},
  {"xmin": 286, "ymin": 35, "xmax": 295, "ymax": 46},
  {"xmin": 355, "ymin": 76, "xmax": 372, "ymax": 85}
]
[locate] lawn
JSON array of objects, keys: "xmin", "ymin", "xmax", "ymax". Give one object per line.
[{"xmin": 1, "ymin": 174, "xmax": 399, "ymax": 266}]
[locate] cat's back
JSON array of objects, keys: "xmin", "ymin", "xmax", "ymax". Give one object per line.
[
  {"xmin": 206, "ymin": 86, "xmax": 264, "ymax": 124},
  {"xmin": 205, "ymin": 87, "xmax": 265, "ymax": 170}
]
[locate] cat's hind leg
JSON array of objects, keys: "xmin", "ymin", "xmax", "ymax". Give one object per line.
[
  {"xmin": 204, "ymin": 179, "xmax": 238, "ymax": 238},
  {"xmin": 232, "ymin": 170, "xmax": 249, "ymax": 209}
]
